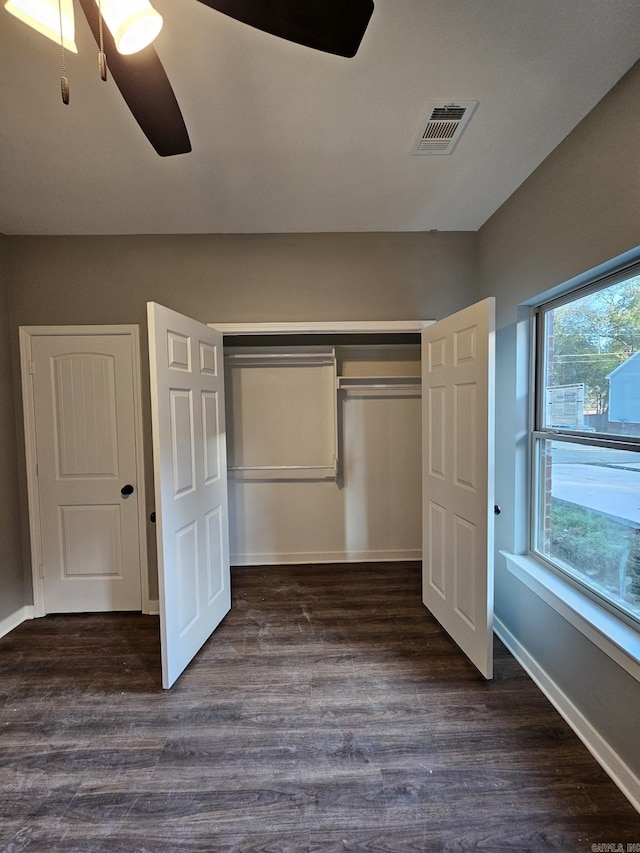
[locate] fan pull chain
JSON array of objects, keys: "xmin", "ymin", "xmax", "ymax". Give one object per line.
[
  {"xmin": 98, "ymin": 0, "xmax": 107, "ymax": 81},
  {"xmin": 58, "ymin": 0, "xmax": 69, "ymax": 104}
]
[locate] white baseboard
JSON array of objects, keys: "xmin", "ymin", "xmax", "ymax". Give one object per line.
[
  {"xmin": 1, "ymin": 602, "xmax": 161, "ymax": 628},
  {"xmin": 230, "ymin": 549, "xmax": 421, "ymax": 567},
  {"xmin": 0, "ymin": 605, "xmax": 35, "ymax": 639},
  {"xmin": 495, "ymin": 616, "xmax": 640, "ymax": 813}
]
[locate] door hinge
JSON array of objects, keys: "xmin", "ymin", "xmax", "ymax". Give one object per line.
[
  {"xmin": 38, "ymin": 563, "xmax": 44, "ymax": 579},
  {"xmin": 29, "ymin": 360, "xmax": 35, "ymax": 375}
]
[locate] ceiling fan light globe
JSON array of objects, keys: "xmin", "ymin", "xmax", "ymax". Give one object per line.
[
  {"xmin": 116, "ymin": 8, "xmax": 163, "ymax": 54},
  {"xmin": 97, "ymin": 0, "xmax": 163, "ymax": 55},
  {"xmin": 4, "ymin": 0, "xmax": 77, "ymax": 52}
]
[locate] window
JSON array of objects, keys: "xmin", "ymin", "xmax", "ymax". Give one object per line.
[{"xmin": 532, "ymin": 266, "xmax": 640, "ymax": 626}]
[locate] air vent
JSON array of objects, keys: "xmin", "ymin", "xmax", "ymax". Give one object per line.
[{"xmin": 411, "ymin": 101, "xmax": 478, "ymax": 156}]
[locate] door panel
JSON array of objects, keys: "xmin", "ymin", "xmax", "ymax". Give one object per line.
[
  {"xmin": 147, "ymin": 303, "xmax": 230, "ymax": 689},
  {"xmin": 422, "ymin": 298, "xmax": 495, "ymax": 679},
  {"xmin": 30, "ymin": 334, "xmax": 142, "ymax": 613}
]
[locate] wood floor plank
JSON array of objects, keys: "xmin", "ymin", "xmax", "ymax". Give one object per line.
[{"xmin": 1, "ymin": 562, "xmax": 639, "ymax": 852}]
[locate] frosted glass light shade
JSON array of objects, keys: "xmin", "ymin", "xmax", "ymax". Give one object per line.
[
  {"xmin": 98, "ymin": 0, "xmax": 163, "ymax": 55},
  {"xmin": 4, "ymin": 0, "xmax": 77, "ymax": 52}
]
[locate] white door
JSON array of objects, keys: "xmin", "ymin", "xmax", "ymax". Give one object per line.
[
  {"xmin": 422, "ymin": 298, "xmax": 495, "ymax": 678},
  {"xmin": 29, "ymin": 333, "xmax": 143, "ymax": 613},
  {"xmin": 147, "ymin": 303, "xmax": 231, "ymax": 689}
]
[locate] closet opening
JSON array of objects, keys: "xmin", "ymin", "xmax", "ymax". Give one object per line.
[{"xmin": 218, "ymin": 325, "xmax": 427, "ymax": 569}]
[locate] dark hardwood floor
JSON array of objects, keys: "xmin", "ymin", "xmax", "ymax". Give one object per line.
[{"xmin": 1, "ymin": 563, "xmax": 639, "ymax": 852}]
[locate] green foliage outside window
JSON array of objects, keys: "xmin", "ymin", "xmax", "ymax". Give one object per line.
[{"xmin": 549, "ymin": 499, "xmax": 640, "ymax": 613}]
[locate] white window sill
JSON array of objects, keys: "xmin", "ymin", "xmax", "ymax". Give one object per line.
[{"xmin": 500, "ymin": 551, "xmax": 640, "ymax": 684}]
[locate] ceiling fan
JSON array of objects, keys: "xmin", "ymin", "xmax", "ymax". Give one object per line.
[{"xmin": 6, "ymin": 0, "xmax": 375, "ymax": 156}]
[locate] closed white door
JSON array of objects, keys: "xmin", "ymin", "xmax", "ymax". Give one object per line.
[
  {"xmin": 147, "ymin": 303, "xmax": 231, "ymax": 689},
  {"xmin": 422, "ymin": 298, "xmax": 495, "ymax": 678},
  {"xmin": 30, "ymin": 333, "xmax": 143, "ymax": 613}
]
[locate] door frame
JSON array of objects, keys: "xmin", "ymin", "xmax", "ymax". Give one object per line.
[
  {"xmin": 215, "ymin": 316, "xmax": 494, "ymax": 678},
  {"xmin": 19, "ymin": 325, "xmax": 150, "ymax": 617}
]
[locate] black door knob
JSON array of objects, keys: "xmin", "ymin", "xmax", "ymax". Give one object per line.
[{"xmin": 121, "ymin": 484, "xmax": 135, "ymax": 496}]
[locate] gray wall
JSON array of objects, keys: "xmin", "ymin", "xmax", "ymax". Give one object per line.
[
  {"xmin": 0, "ymin": 235, "xmax": 25, "ymax": 621},
  {"xmin": 5, "ymin": 231, "xmax": 478, "ymax": 601},
  {"xmin": 8, "ymin": 232, "xmax": 477, "ymax": 327},
  {"xmin": 478, "ymin": 60, "xmax": 640, "ymax": 779}
]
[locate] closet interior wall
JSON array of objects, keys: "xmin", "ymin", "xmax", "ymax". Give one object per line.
[{"xmin": 222, "ymin": 332, "xmax": 423, "ymax": 566}]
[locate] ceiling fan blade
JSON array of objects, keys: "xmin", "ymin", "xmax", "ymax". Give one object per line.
[
  {"xmin": 196, "ymin": 0, "xmax": 374, "ymax": 58},
  {"xmin": 77, "ymin": 0, "xmax": 191, "ymax": 156}
]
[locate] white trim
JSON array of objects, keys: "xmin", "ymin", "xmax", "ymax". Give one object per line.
[
  {"xmin": 146, "ymin": 600, "xmax": 159, "ymax": 616},
  {"xmin": 211, "ymin": 320, "xmax": 433, "ymax": 335},
  {"xmin": 19, "ymin": 328, "xmax": 45, "ymax": 616},
  {"xmin": 129, "ymin": 328, "xmax": 151, "ymax": 613},
  {"xmin": 0, "ymin": 606, "xmax": 35, "ymax": 639},
  {"xmin": 19, "ymin": 325, "xmax": 149, "ymax": 615},
  {"xmin": 231, "ymin": 549, "xmax": 421, "ymax": 566},
  {"xmin": 495, "ymin": 615, "xmax": 640, "ymax": 814},
  {"xmin": 501, "ymin": 552, "xmax": 640, "ymax": 683},
  {"xmin": 19, "ymin": 324, "xmax": 143, "ymax": 337}
]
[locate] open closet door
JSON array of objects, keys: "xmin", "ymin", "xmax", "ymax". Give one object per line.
[
  {"xmin": 422, "ymin": 298, "xmax": 495, "ymax": 679},
  {"xmin": 148, "ymin": 303, "xmax": 231, "ymax": 688}
]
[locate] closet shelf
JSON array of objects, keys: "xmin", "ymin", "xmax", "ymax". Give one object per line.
[
  {"xmin": 225, "ymin": 346, "xmax": 335, "ymax": 368},
  {"xmin": 228, "ymin": 464, "xmax": 337, "ymax": 481},
  {"xmin": 337, "ymin": 375, "xmax": 421, "ymax": 393}
]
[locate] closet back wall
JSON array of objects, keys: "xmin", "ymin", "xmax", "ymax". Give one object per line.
[{"xmin": 6, "ymin": 232, "xmax": 478, "ymax": 601}]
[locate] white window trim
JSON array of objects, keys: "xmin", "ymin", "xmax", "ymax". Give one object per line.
[{"xmin": 502, "ymin": 551, "xmax": 640, "ymax": 683}]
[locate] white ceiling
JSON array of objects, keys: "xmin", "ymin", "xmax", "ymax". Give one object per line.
[{"xmin": 1, "ymin": 0, "xmax": 639, "ymax": 236}]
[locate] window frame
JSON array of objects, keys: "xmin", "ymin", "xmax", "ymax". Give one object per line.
[{"xmin": 530, "ymin": 262, "xmax": 640, "ymax": 631}]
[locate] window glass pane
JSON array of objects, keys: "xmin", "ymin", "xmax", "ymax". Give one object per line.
[
  {"xmin": 541, "ymin": 274, "xmax": 640, "ymax": 437},
  {"xmin": 534, "ymin": 438, "xmax": 640, "ymax": 622}
]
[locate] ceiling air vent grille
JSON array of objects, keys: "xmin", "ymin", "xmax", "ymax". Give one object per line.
[{"xmin": 411, "ymin": 101, "xmax": 478, "ymax": 156}]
